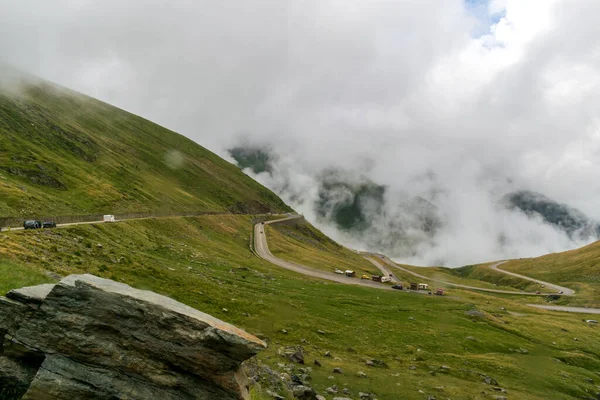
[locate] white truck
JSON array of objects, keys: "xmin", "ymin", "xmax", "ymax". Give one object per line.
[{"xmin": 103, "ymin": 215, "xmax": 116, "ymax": 223}]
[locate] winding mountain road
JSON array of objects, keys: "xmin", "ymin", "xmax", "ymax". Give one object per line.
[
  {"xmin": 367, "ymin": 256, "xmax": 564, "ymax": 296},
  {"xmin": 253, "ymin": 216, "xmax": 394, "ymax": 291},
  {"xmin": 489, "ymin": 261, "xmax": 575, "ymax": 295},
  {"xmin": 254, "ymin": 216, "xmax": 583, "ymax": 301}
]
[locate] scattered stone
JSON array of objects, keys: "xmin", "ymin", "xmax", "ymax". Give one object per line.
[
  {"xmin": 334, "ymin": 357, "xmax": 342, "ymax": 361},
  {"xmin": 585, "ymin": 378, "xmax": 595, "ymax": 384},
  {"xmin": 325, "ymin": 351, "xmax": 332, "ymax": 357},
  {"xmin": 292, "ymin": 385, "xmax": 318, "ymax": 400},
  {"xmin": 357, "ymin": 371, "xmax": 367, "ymax": 378},
  {"xmin": 408, "ymin": 316, "xmax": 415, "ymax": 320},
  {"xmin": 466, "ymin": 336, "xmax": 477, "ymax": 341},
  {"xmin": 314, "ymin": 359, "xmax": 322, "ymax": 367},
  {"xmin": 301, "ymin": 338, "xmax": 306, "ymax": 343},
  {"xmin": 359, "ymin": 392, "xmax": 373, "ymax": 399},
  {"xmin": 366, "ymin": 360, "xmax": 375, "ymax": 367},
  {"xmin": 333, "ymin": 367, "xmax": 343, "ymax": 374},
  {"xmin": 326, "ymin": 385, "xmax": 339, "ymax": 394},
  {"xmin": 265, "ymin": 390, "xmax": 285, "ymax": 400},
  {"xmin": 96, "ymin": 243, "xmax": 103, "ymax": 249},
  {"xmin": 429, "ymin": 371, "xmax": 436, "ymax": 376},
  {"xmin": 440, "ymin": 365, "xmax": 451, "ymax": 372},
  {"xmin": 409, "ymin": 365, "xmax": 417, "ymax": 370},
  {"xmin": 282, "ymin": 329, "xmax": 288, "ymax": 334},
  {"xmin": 222, "ymin": 308, "xmax": 228, "ymax": 312},
  {"xmin": 466, "ymin": 309, "xmax": 486, "ymax": 318},
  {"xmin": 343, "ymin": 388, "xmax": 350, "ymax": 394},
  {"xmin": 333, "ymin": 398, "xmax": 352, "ymax": 400},
  {"xmin": 291, "ymin": 374, "xmax": 304, "ymax": 385},
  {"xmin": 316, "ymin": 396, "xmax": 326, "ymax": 400},
  {"xmin": 482, "ymin": 376, "xmax": 499, "ymax": 385},
  {"xmin": 494, "ymin": 397, "xmax": 507, "ymax": 400},
  {"xmin": 370, "ymin": 359, "xmax": 388, "ymax": 368},
  {"xmin": 317, "ymin": 330, "xmax": 326, "ymax": 335},
  {"xmin": 288, "ymin": 350, "xmax": 305, "ymax": 365},
  {"xmin": 281, "ymin": 373, "xmax": 291, "ymax": 381}
]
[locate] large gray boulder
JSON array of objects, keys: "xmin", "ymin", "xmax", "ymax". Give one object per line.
[{"xmin": 0, "ymin": 274, "xmax": 266, "ymax": 399}]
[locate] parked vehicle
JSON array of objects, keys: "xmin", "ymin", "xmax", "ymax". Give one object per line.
[
  {"xmin": 103, "ymin": 215, "xmax": 116, "ymax": 222},
  {"xmin": 435, "ymin": 288, "xmax": 444, "ymax": 296},
  {"xmin": 381, "ymin": 277, "xmax": 391, "ymax": 283},
  {"xmin": 345, "ymin": 270, "xmax": 356, "ymax": 277},
  {"xmin": 371, "ymin": 276, "xmax": 382, "ymax": 282},
  {"xmin": 535, "ymin": 291, "xmax": 541, "ymax": 294},
  {"xmin": 418, "ymin": 283, "xmax": 429, "ymax": 290},
  {"xmin": 42, "ymin": 221, "xmax": 57, "ymax": 228},
  {"xmin": 334, "ymin": 269, "xmax": 344, "ymax": 274},
  {"xmin": 361, "ymin": 274, "xmax": 370, "ymax": 280},
  {"xmin": 23, "ymin": 220, "xmax": 42, "ymax": 229},
  {"xmin": 391, "ymin": 284, "xmax": 403, "ymax": 290},
  {"xmin": 409, "ymin": 283, "xmax": 418, "ymax": 290}
]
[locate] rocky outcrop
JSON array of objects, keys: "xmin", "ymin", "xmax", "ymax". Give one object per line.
[{"xmin": 0, "ymin": 274, "xmax": 266, "ymax": 399}]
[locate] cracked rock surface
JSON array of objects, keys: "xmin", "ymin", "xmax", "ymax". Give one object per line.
[{"xmin": 0, "ymin": 274, "xmax": 265, "ymax": 399}]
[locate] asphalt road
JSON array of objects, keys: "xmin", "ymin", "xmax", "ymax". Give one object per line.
[
  {"xmin": 253, "ymin": 216, "xmax": 396, "ymax": 291},
  {"xmin": 367, "ymin": 256, "xmax": 565, "ymax": 296},
  {"xmin": 489, "ymin": 261, "xmax": 575, "ymax": 295},
  {"xmin": 527, "ymin": 305, "xmax": 600, "ymax": 314}
]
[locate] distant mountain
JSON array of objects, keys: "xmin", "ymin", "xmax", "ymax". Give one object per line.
[
  {"xmin": 0, "ymin": 70, "xmax": 292, "ymax": 216},
  {"xmin": 315, "ymin": 169, "xmax": 386, "ymax": 232},
  {"xmin": 504, "ymin": 190, "xmax": 600, "ymax": 239},
  {"xmin": 228, "ymin": 146, "xmax": 274, "ymax": 175}
]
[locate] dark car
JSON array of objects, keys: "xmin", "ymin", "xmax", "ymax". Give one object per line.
[
  {"xmin": 42, "ymin": 221, "xmax": 57, "ymax": 228},
  {"xmin": 23, "ymin": 220, "xmax": 42, "ymax": 229},
  {"xmin": 391, "ymin": 284, "xmax": 403, "ymax": 290}
]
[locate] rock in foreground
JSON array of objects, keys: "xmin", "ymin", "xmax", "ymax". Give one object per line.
[{"xmin": 0, "ymin": 274, "xmax": 266, "ymax": 399}]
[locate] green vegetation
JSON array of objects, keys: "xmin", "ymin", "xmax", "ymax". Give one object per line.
[
  {"xmin": 501, "ymin": 242, "xmax": 600, "ymax": 307},
  {"xmin": 1, "ymin": 217, "xmax": 599, "ymax": 399},
  {"xmin": 266, "ymin": 221, "xmax": 380, "ymax": 275},
  {"xmin": 0, "ymin": 259, "xmax": 52, "ymax": 294},
  {"xmin": 0, "ymin": 79, "xmax": 291, "ymax": 218}
]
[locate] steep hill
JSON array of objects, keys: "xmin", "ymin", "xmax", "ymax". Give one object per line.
[{"xmin": 0, "ymin": 72, "xmax": 291, "ymax": 217}]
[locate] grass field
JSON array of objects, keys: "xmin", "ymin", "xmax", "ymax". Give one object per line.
[{"xmin": 1, "ymin": 217, "xmax": 599, "ymax": 399}]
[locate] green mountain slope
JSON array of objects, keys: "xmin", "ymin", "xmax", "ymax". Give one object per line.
[{"xmin": 0, "ymin": 75, "xmax": 291, "ymax": 217}]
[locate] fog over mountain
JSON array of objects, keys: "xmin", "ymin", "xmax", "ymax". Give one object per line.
[{"xmin": 3, "ymin": 0, "xmax": 600, "ymax": 265}]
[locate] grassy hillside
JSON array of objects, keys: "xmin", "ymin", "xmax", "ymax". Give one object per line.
[
  {"xmin": 0, "ymin": 75, "xmax": 291, "ymax": 217},
  {"xmin": 401, "ymin": 263, "xmax": 543, "ymax": 293},
  {"xmin": 266, "ymin": 220, "xmax": 380, "ymax": 275},
  {"xmin": 1, "ymin": 217, "xmax": 600, "ymax": 399},
  {"xmin": 501, "ymin": 242, "xmax": 600, "ymax": 306}
]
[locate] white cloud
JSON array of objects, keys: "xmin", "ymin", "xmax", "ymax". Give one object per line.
[{"xmin": 1, "ymin": 0, "xmax": 600, "ymax": 265}]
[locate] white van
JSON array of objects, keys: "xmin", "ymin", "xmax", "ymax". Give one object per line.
[{"xmin": 103, "ymin": 215, "xmax": 116, "ymax": 223}]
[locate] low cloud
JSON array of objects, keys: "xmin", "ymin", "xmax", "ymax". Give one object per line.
[{"xmin": 2, "ymin": 0, "xmax": 600, "ymax": 265}]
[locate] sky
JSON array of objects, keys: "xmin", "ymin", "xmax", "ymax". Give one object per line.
[{"xmin": 2, "ymin": 0, "xmax": 600, "ymax": 266}]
